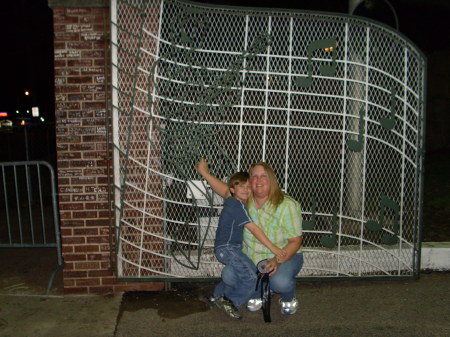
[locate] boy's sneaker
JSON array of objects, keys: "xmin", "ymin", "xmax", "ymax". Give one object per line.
[
  {"xmin": 279, "ymin": 297, "xmax": 298, "ymax": 315},
  {"xmin": 246, "ymin": 298, "xmax": 263, "ymax": 311},
  {"xmin": 213, "ymin": 296, "xmax": 242, "ymax": 319}
]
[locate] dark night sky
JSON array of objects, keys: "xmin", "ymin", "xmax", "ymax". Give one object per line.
[
  {"xmin": 0, "ymin": 0, "xmax": 54, "ymax": 121},
  {"xmin": 0, "ymin": 0, "xmax": 448, "ymax": 147}
]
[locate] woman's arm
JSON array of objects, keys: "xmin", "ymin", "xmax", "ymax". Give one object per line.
[
  {"xmin": 265, "ymin": 236, "xmax": 302, "ymax": 276},
  {"xmin": 278, "ymin": 236, "xmax": 302, "ymax": 262},
  {"xmin": 194, "ymin": 158, "xmax": 229, "ymax": 198}
]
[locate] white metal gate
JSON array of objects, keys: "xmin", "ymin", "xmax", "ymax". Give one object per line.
[{"xmin": 111, "ymin": 0, "xmax": 426, "ymax": 279}]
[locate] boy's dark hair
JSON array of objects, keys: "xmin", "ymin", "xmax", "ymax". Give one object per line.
[{"xmin": 228, "ymin": 171, "xmax": 249, "ymax": 188}]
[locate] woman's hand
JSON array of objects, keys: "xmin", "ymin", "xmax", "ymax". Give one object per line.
[
  {"xmin": 194, "ymin": 158, "xmax": 209, "ymax": 177},
  {"xmin": 271, "ymin": 247, "xmax": 287, "ymax": 261},
  {"xmin": 264, "ymin": 257, "xmax": 280, "ymax": 276}
]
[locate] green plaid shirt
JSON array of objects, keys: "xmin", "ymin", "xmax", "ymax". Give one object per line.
[{"xmin": 242, "ymin": 195, "xmax": 303, "ymax": 264}]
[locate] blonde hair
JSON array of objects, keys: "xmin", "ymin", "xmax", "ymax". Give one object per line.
[{"xmin": 249, "ymin": 162, "xmax": 284, "ymax": 209}]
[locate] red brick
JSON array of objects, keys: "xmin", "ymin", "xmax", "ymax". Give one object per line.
[
  {"xmin": 68, "ymin": 93, "xmax": 94, "ymax": 101},
  {"xmin": 86, "ymin": 219, "xmax": 109, "ymax": 227},
  {"xmin": 59, "ymin": 212, "xmax": 72, "ymax": 220},
  {"xmin": 66, "ymin": 8, "xmax": 93, "ymax": 15},
  {"xmin": 59, "ymin": 185, "xmax": 84, "ymax": 193},
  {"xmin": 63, "ymin": 279, "xmax": 75, "ymax": 287},
  {"xmin": 70, "ymin": 160, "xmax": 95, "ymax": 168},
  {"xmin": 85, "ymin": 202, "xmax": 109, "ymax": 210},
  {"xmin": 53, "ymin": 16, "xmax": 79, "ymax": 24},
  {"xmin": 67, "ymin": 76, "xmax": 93, "ymax": 84},
  {"xmin": 70, "ymin": 143, "xmax": 96, "ymax": 151},
  {"xmin": 88, "ymin": 286, "xmax": 113, "ymax": 294},
  {"xmin": 101, "ymin": 277, "xmax": 116, "ymax": 285},
  {"xmin": 63, "ymin": 270, "xmax": 88, "ymax": 278},
  {"xmin": 89, "ymin": 270, "xmax": 113, "ymax": 277},
  {"xmin": 60, "ymin": 228, "xmax": 73, "ymax": 236},
  {"xmin": 74, "ymin": 245, "xmax": 99, "ymax": 253},
  {"xmin": 74, "ymin": 261, "xmax": 100, "ymax": 270},
  {"xmin": 73, "ymin": 211, "xmax": 98, "ymax": 219},
  {"xmin": 57, "ymin": 176, "xmax": 70, "ymax": 184},
  {"xmin": 59, "ymin": 168, "xmax": 83, "ymax": 176},
  {"xmin": 62, "ymin": 236, "xmax": 86, "ymax": 245},
  {"xmin": 64, "ymin": 254, "xmax": 87, "ymax": 262},
  {"xmin": 58, "ymin": 153, "xmax": 82, "ymax": 161},
  {"xmin": 67, "ymin": 41, "xmax": 93, "ymax": 49},
  {"xmin": 82, "ymin": 102, "xmax": 105, "ymax": 109},
  {"xmin": 82, "ymin": 135, "xmax": 106, "ymax": 142},
  {"xmin": 80, "ymin": 15, "xmax": 105, "ymax": 24},
  {"xmin": 72, "ymin": 178, "xmax": 97, "ymax": 186},
  {"xmin": 56, "ymin": 135, "xmax": 82, "ymax": 143},
  {"xmin": 74, "ymin": 228, "xmax": 99, "ymax": 236},
  {"xmin": 93, "ymin": 59, "xmax": 107, "ymax": 67},
  {"xmin": 54, "ymin": 32, "xmax": 80, "ymax": 41},
  {"xmin": 55, "ymin": 85, "xmax": 81, "ymax": 93},
  {"xmin": 98, "ymin": 211, "xmax": 109, "ymax": 218},
  {"xmin": 76, "ymin": 278, "xmax": 101, "ymax": 286},
  {"xmin": 67, "ymin": 59, "xmax": 93, "ymax": 67},
  {"xmin": 81, "ymin": 50, "xmax": 105, "ymax": 58},
  {"xmin": 87, "ymin": 253, "xmax": 106, "ymax": 261},
  {"xmin": 59, "ymin": 195, "xmax": 71, "ymax": 202},
  {"xmin": 55, "ymin": 68, "xmax": 80, "ymax": 76},
  {"xmin": 56, "ymin": 102, "xmax": 81, "ymax": 110},
  {"xmin": 87, "ymin": 236, "xmax": 109, "ymax": 244},
  {"xmin": 54, "ymin": 60, "xmax": 66, "ymax": 67},
  {"xmin": 73, "ymin": 195, "xmax": 96, "ymax": 202},
  {"xmin": 53, "ymin": 8, "xmax": 65, "ymax": 16},
  {"xmin": 60, "ymin": 203, "xmax": 84, "ymax": 211},
  {"xmin": 63, "ymin": 262, "xmax": 75, "ymax": 271},
  {"xmin": 85, "ymin": 186, "xmax": 108, "ymax": 193},
  {"xmin": 57, "ymin": 143, "xmax": 69, "ymax": 151},
  {"xmin": 68, "ymin": 111, "xmax": 93, "ymax": 118},
  {"xmin": 60, "ymin": 220, "xmax": 85, "ymax": 227}
]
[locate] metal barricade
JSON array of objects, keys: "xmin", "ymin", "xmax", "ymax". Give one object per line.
[{"xmin": 0, "ymin": 161, "xmax": 64, "ymax": 293}]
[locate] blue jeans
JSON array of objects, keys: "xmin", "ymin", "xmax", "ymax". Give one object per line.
[
  {"xmin": 213, "ymin": 244, "xmax": 258, "ymax": 308},
  {"xmin": 221, "ymin": 252, "xmax": 304, "ymax": 304}
]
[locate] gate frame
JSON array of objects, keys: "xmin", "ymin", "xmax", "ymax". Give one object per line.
[{"xmin": 0, "ymin": 161, "xmax": 64, "ymax": 293}]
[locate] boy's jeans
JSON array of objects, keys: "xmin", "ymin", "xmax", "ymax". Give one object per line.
[
  {"xmin": 220, "ymin": 252, "xmax": 304, "ymax": 304},
  {"xmin": 213, "ymin": 244, "xmax": 258, "ymax": 308}
]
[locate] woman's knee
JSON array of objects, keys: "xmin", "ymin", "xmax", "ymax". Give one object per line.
[{"xmin": 270, "ymin": 274, "xmax": 295, "ymax": 293}]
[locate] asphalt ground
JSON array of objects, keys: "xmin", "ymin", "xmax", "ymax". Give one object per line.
[{"xmin": 0, "ymin": 271, "xmax": 448, "ymax": 337}]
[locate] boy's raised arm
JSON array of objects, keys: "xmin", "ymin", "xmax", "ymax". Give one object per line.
[{"xmin": 194, "ymin": 158, "xmax": 229, "ymax": 198}]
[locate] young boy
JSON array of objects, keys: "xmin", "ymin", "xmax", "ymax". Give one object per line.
[{"xmin": 196, "ymin": 159, "xmax": 285, "ymax": 319}]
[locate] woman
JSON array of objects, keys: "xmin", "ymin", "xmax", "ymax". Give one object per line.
[{"xmin": 195, "ymin": 159, "xmax": 303, "ymax": 315}]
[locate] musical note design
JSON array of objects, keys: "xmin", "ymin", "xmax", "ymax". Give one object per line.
[
  {"xmin": 320, "ymin": 206, "xmax": 338, "ymax": 248},
  {"xmin": 380, "ymin": 86, "xmax": 397, "ymax": 130},
  {"xmin": 346, "ymin": 106, "xmax": 365, "ymax": 152},
  {"xmin": 365, "ymin": 195, "xmax": 400, "ymax": 245},
  {"xmin": 303, "ymin": 195, "xmax": 317, "ymax": 230},
  {"xmin": 295, "ymin": 37, "xmax": 337, "ymax": 88}
]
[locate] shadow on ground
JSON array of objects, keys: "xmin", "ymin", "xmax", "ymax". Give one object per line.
[{"xmin": 0, "ymin": 248, "xmax": 63, "ymax": 296}]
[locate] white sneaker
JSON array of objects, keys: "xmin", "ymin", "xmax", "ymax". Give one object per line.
[
  {"xmin": 280, "ymin": 297, "xmax": 298, "ymax": 315},
  {"xmin": 246, "ymin": 298, "xmax": 263, "ymax": 311}
]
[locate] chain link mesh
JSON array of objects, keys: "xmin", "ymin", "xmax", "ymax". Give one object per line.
[{"xmin": 111, "ymin": 0, "xmax": 425, "ymax": 279}]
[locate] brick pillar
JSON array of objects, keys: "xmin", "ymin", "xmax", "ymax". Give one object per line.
[{"xmin": 49, "ymin": 0, "xmax": 163, "ymax": 294}]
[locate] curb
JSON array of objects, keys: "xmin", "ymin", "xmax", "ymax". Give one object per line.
[{"xmin": 421, "ymin": 242, "xmax": 450, "ymax": 270}]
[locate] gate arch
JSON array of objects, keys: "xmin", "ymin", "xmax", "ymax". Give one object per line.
[{"xmin": 111, "ymin": 0, "xmax": 425, "ymax": 279}]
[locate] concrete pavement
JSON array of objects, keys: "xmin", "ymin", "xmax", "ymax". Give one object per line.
[{"xmin": 0, "ymin": 272, "xmax": 448, "ymax": 337}]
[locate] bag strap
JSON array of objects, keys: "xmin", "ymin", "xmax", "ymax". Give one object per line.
[{"xmin": 259, "ymin": 273, "xmax": 271, "ymax": 323}]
